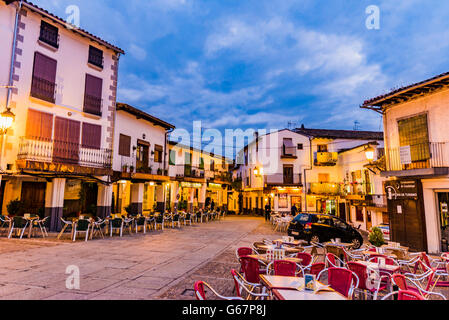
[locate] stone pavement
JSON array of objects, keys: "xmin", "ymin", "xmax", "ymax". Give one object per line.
[{"xmin": 0, "ymin": 216, "xmax": 283, "ymax": 300}]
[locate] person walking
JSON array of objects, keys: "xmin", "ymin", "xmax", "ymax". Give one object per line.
[
  {"xmin": 264, "ymin": 203, "xmax": 271, "ymax": 221},
  {"xmin": 291, "ymin": 204, "xmax": 298, "ymax": 216}
]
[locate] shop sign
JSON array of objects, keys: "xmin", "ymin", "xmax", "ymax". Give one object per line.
[
  {"xmin": 400, "ymin": 146, "xmax": 412, "ymax": 165},
  {"xmin": 385, "ymin": 180, "xmax": 419, "ymax": 200},
  {"xmin": 180, "ymin": 182, "xmax": 202, "ymax": 188},
  {"xmin": 208, "ymin": 183, "xmax": 222, "ymax": 189}
]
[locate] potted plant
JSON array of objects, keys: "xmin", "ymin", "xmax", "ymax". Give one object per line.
[
  {"xmin": 369, "ymin": 227, "xmax": 386, "ymax": 247},
  {"xmin": 7, "ymin": 199, "xmax": 23, "ymax": 217},
  {"xmin": 129, "ymin": 165, "xmax": 135, "ymax": 173},
  {"xmin": 157, "ymin": 168, "xmax": 162, "ymax": 175}
]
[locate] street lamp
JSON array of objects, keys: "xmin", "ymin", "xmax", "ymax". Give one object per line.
[
  {"xmin": 0, "ymin": 108, "xmax": 15, "ymax": 135},
  {"xmin": 364, "ymin": 146, "xmax": 375, "ymax": 162}
]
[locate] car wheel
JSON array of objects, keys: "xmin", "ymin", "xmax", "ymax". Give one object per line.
[
  {"xmin": 310, "ymin": 234, "xmax": 320, "ymax": 244},
  {"xmin": 351, "ymin": 237, "xmax": 362, "ymax": 249}
]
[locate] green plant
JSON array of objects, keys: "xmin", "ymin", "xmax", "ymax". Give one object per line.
[
  {"xmin": 7, "ymin": 199, "xmax": 23, "ymax": 216},
  {"xmin": 369, "ymin": 227, "xmax": 386, "ymax": 247}
]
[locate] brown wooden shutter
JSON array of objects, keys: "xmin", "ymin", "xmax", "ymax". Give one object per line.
[
  {"xmin": 53, "ymin": 117, "xmax": 80, "ymax": 164},
  {"xmin": 119, "ymin": 134, "xmax": 131, "ymax": 157},
  {"xmin": 85, "ymin": 74, "xmax": 102, "ymax": 98},
  {"xmin": 82, "ymin": 123, "xmax": 101, "ymax": 149},
  {"xmin": 26, "ymin": 109, "xmax": 53, "ymax": 140},
  {"xmin": 33, "ymin": 52, "xmax": 57, "ymax": 83}
]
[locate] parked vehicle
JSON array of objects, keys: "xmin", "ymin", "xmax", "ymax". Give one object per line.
[
  {"xmin": 376, "ymin": 223, "xmax": 391, "ymax": 241},
  {"xmin": 287, "ymin": 213, "xmax": 364, "ymax": 249}
]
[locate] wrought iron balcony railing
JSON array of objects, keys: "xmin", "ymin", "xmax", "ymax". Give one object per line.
[{"xmin": 30, "ymin": 76, "xmax": 56, "ymax": 103}]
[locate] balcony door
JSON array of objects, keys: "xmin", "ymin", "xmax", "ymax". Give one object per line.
[
  {"xmin": 53, "ymin": 117, "xmax": 80, "ymax": 164},
  {"xmin": 283, "ymin": 165, "xmax": 294, "ymax": 184},
  {"xmin": 136, "ymin": 140, "xmax": 150, "ymax": 173}
]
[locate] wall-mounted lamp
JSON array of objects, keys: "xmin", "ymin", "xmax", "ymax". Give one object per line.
[
  {"xmin": 365, "ymin": 146, "xmax": 375, "ymax": 162},
  {"xmin": 0, "ymin": 108, "xmax": 15, "ymax": 135}
]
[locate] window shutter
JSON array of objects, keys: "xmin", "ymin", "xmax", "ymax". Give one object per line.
[
  {"xmin": 82, "ymin": 123, "xmax": 102, "ymax": 149},
  {"xmin": 119, "ymin": 134, "xmax": 131, "ymax": 157},
  {"xmin": 26, "ymin": 109, "xmax": 53, "ymax": 140},
  {"xmin": 84, "ymin": 74, "xmax": 103, "ymax": 116},
  {"xmin": 33, "ymin": 52, "xmax": 57, "ymax": 83}
]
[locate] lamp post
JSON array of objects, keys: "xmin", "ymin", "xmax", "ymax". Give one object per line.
[{"xmin": 0, "ymin": 107, "xmax": 15, "ymax": 176}]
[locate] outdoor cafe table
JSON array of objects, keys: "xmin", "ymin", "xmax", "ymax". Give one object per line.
[
  {"xmin": 248, "ymin": 254, "xmax": 303, "ymax": 265},
  {"xmin": 354, "ymin": 260, "xmax": 400, "ymax": 274},
  {"xmin": 324, "ymin": 242, "xmax": 354, "ymax": 248},
  {"xmin": 254, "ymin": 244, "xmax": 302, "ymax": 254},
  {"xmin": 260, "ymin": 275, "xmax": 347, "ymax": 301},
  {"xmin": 361, "ymin": 251, "xmax": 398, "ymax": 260},
  {"xmin": 273, "ymin": 239, "xmax": 309, "ymax": 246}
]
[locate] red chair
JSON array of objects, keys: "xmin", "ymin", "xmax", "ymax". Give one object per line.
[
  {"xmin": 230, "ymin": 269, "xmax": 268, "ymax": 300},
  {"xmin": 317, "ymin": 267, "xmax": 359, "ymax": 299},
  {"xmin": 382, "ymin": 290, "xmax": 425, "ymax": 300},
  {"xmin": 266, "ymin": 260, "xmax": 303, "ymax": 277},
  {"xmin": 194, "ymin": 281, "xmax": 243, "ymax": 300},
  {"xmin": 326, "ymin": 253, "xmax": 346, "ymax": 268},
  {"xmin": 309, "ymin": 262, "xmax": 325, "ymax": 277},
  {"xmin": 236, "ymin": 247, "xmax": 253, "ymax": 272},
  {"xmin": 347, "ymin": 261, "xmax": 390, "ymax": 300},
  {"xmin": 295, "ymin": 252, "xmax": 313, "ymax": 269},
  {"xmin": 368, "ymin": 254, "xmax": 398, "ymax": 266},
  {"xmin": 239, "ymin": 256, "xmax": 263, "ymax": 285},
  {"xmin": 392, "ymin": 272, "xmax": 447, "ymax": 300}
]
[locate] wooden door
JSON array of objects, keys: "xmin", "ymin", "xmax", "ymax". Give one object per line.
[
  {"xmin": 21, "ymin": 182, "xmax": 46, "ymax": 216},
  {"xmin": 184, "ymin": 153, "xmax": 192, "ymax": 177},
  {"xmin": 283, "ymin": 165, "xmax": 293, "ymax": 184},
  {"xmin": 53, "ymin": 117, "xmax": 80, "ymax": 164}
]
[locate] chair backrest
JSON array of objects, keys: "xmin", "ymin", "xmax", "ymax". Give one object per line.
[
  {"xmin": 326, "ymin": 253, "xmax": 338, "ymax": 267},
  {"xmin": 76, "ymin": 219, "xmax": 90, "ymax": 231},
  {"xmin": 111, "ymin": 218, "xmax": 123, "ymax": 228},
  {"xmin": 347, "ymin": 262, "xmax": 369, "ymax": 291},
  {"xmin": 194, "ymin": 281, "xmax": 207, "ymax": 300},
  {"xmin": 136, "ymin": 217, "xmax": 146, "ymax": 225},
  {"xmin": 13, "ymin": 216, "xmax": 27, "ymax": 228},
  {"xmin": 310, "ymin": 263, "xmax": 325, "ymax": 276},
  {"xmin": 239, "ymin": 256, "xmax": 261, "ymax": 284},
  {"xmin": 327, "ymin": 267, "xmax": 357, "ymax": 298},
  {"xmin": 398, "ymin": 290, "xmax": 425, "ymax": 300},
  {"xmin": 272, "ymin": 260, "xmax": 296, "ymax": 277},
  {"xmin": 236, "ymin": 247, "xmax": 253, "ymax": 259},
  {"xmin": 368, "ymin": 254, "xmax": 396, "ymax": 266},
  {"xmin": 296, "ymin": 252, "xmax": 313, "ymax": 267},
  {"xmin": 392, "ymin": 274, "xmax": 409, "ymax": 291}
]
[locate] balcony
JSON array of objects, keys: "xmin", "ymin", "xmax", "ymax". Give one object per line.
[
  {"xmin": 308, "ymin": 182, "xmax": 343, "ymax": 196},
  {"xmin": 343, "ymin": 182, "xmax": 373, "ymax": 200},
  {"xmin": 384, "ymin": 142, "xmax": 449, "ymax": 177},
  {"xmin": 30, "ymin": 76, "xmax": 56, "ymax": 103},
  {"xmin": 264, "ymin": 173, "xmax": 302, "ymax": 186},
  {"xmin": 17, "ymin": 137, "xmax": 112, "ymax": 170},
  {"xmin": 39, "ymin": 23, "xmax": 59, "ymax": 49},
  {"xmin": 121, "ymin": 157, "xmax": 167, "ymax": 176},
  {"xmin": 172, "ymin": 165, "xmax": 205, "ymax": 180},
  {"xmin": 315, "ymin": 152, "xmax": 338, "ymax": 166}
]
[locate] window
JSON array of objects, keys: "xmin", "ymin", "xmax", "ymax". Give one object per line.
[
  {"xmin": 283, "ymin": 138, "xmax": 295, "ymax": 156},
  {"xmin": 118, "ymin": 134, "xmax": 131, "ymax": 157},
  {"xmin": 356, "ymin": 207, "xmax": 364, "ymax": 222},
  {"xmin": 169, "ymin": 150, "xmax": 176, "ymax": 165},
  {"xmin": 82, "ymin": 123, "xmax": 101, "ymax": 149},
  {"xmin": 39, "ymin": 21, "xmax": 59, "ymax": 48},
  {"xmin": 154, "ymin": 145, "xmax": 163, "ymax": 163},
  {"xmin": 398, "ymin": 114, "xmax": 430, "ymax": 162},
  {"xmin": 297, "ymin": 143, "xmax": 304, "ymax": 150},
  {"xmin": 84, "ymin": 74, "xmax": 103, "ymax": 116},
  {"xmin": 283, "ymin": 165, "xmax": 294, "ymax": 184},
  {"xmin": 53, "ymin": 117, "xmax": 81, "ymax": 164},
  {"xmin": 199, "ymin": 157, "xmax": 204, "ymax": 170},
  {"xmin": 25, "ymin": 109, "xmax": 53, "ymax": 140},
  {"xmin": 318, "ymin": 145, "xmax": 328, "ymax": 152},
  {"xmin": 88, "ymin": 46, "xmax": 104, "ymax": 69},
  {"xmin": 31, "ymin": 52, "xmax": 57, "ymax": 103},
  {"xmin": 211, "ymin": 160, "xmax": 215, "ymax": 171}
]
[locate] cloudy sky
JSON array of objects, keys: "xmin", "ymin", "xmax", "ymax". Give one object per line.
[{"xmin": 34, "ymin": 0, "xmax": 449, "ymax": 139}]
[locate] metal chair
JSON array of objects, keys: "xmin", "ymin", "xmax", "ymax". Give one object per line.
[
  {"xmin": 109, "ymin": 218, "xmax": 124, "ymax": 237},
  {"xmin": 58, "ymin": 217, "xmax": 74, "ymax": 240},
  {"xmin": 72, "ymin": 219, "xmax": 92, "ymax": 242},
  {"xmin": 8, "ymin": 216, "xmax": 29, "ymax": 239},
  {"xmin": 194, "ymin": 281, "xmax": 243, "ymax": 301},
  {"xmin": 134, "ymin": 216, "xmax": 147, "ymax": 234},
  {"xmin": 231, "ymin": 269, "xmax": 269, "ymax": 300}
]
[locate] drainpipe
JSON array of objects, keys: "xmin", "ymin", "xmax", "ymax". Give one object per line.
[
  {"xmin": 303, "ymin": 136, "xmax": 313, "ymax": 212},
  {"xmin": 6, "ymin": 0, "xmax": 23, "ymax": 109}
]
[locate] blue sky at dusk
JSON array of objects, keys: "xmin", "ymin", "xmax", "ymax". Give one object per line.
[{"xmin": 34, "ymin": 0, "xmax": 449, "ymax": 136}]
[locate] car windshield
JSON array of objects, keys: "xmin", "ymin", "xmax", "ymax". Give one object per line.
[
  {"xmin": 333, "ymin": 218, "xmax": 348, "ymax": 230},
  {"xmin": 294, "ymin": 214, "xmax": 310, "ymax": 223},
  {"xmin": 316, "ymin": 216, "xmax": 333, "ymax": 226}
]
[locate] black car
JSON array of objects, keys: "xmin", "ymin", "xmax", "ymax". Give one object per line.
[{"xmin": 287, "ymin": 213, "xmax": 363, "ymax": 249}]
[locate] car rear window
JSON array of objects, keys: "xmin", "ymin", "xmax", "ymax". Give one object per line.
[{"xmin": 294, "ymin": 214, "xmax": 310, "ymax": 223}]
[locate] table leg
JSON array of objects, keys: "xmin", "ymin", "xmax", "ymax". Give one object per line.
[
  {"xmin": 28, "ymin": 223, "xmax": 33, "ymax": 239},
  {"xmin": 57, "ymin": 224, "xmax": 68, "ymax": 240}
]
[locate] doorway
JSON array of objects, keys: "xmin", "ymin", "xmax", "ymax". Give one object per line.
[
  {"xmin": 20, "ymin": 182, "xmax": 46, "ymax": 216},
  {"xmin": 437, "ymin": 193, "xmax": 449, "ymax": 252}
]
